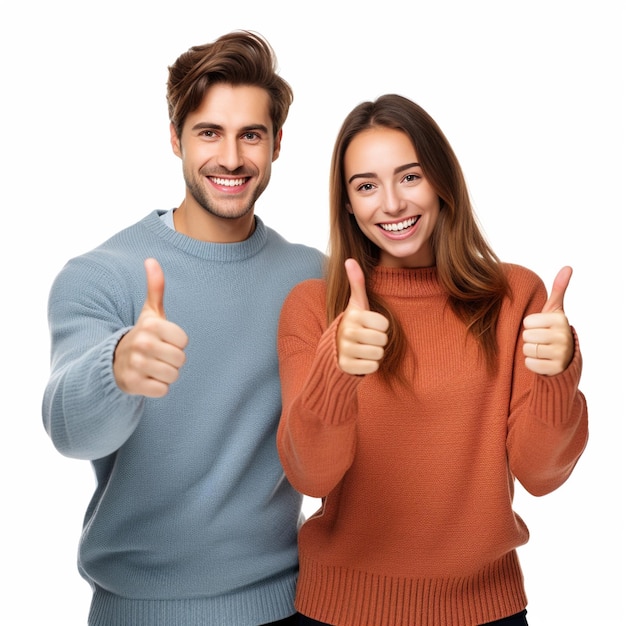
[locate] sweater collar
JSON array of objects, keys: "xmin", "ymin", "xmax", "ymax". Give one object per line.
[
  {"xmin": 370, "ymin": 265, "xmax": 444, "ymax": 298},
  {"xmin": 144, "ymin": 210, "xmax": 268, "ymax": 262}
]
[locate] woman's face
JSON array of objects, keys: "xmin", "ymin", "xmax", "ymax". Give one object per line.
[{"xmin": 344, "ymin": 127, "xmax": 440, "ymax": 268}]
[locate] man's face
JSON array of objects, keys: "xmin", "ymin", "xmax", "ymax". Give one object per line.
[{"xmin": 171, "ymin": 83, "xmax": 280, "ymax": 226}]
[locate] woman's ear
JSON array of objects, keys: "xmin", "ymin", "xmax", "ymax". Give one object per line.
[{"xmin": 346, "ymin": 203, "xmax": 354, "ymax": 214}]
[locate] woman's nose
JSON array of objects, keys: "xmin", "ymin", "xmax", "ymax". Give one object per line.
[{"xmin": 381, "ymin": 187, "xmax": 406, "ymax": 215}]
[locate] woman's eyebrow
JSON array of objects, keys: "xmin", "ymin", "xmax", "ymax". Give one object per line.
[{"xmin": 347, "ymin": 162, "xmax": 421, "ymax": 184}]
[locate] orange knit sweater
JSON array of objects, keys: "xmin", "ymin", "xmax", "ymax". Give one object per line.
[{"xmin": 277, "ymin": 264, "xmax": 588, "ymax": 626}]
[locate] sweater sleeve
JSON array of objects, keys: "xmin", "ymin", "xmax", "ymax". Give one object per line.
[
  {"xmin": 506, "ymin": 270, "xmax": 588, "ymax": 496},
  {"xmin": 277, "ymin": 281, "xmax": 362, "ymax": 498},
  {"xmin": 42, "ymin": 257, "xmax": 144, "ymax": 460}
]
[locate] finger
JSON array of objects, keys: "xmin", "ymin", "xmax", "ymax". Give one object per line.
[
  {"xmin": 143, "ymin": 258, "xmax": 166, "ymax": 318},
  {"xmin": 343, "ymin": 311, "xmax": 390, "ymax": 340},
  {"xmin": 523, "ymin": 311, "xmax": 570, "ymax": 332},
  {"xmin": 345, "ymin": 258, "xmax": 369, "ymax": 311},
  {"xmin": 542, "ymin": 266, "xmax": 572, "ymax": 314}
]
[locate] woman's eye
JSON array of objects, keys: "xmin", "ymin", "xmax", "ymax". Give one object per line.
[
  {"xmin": 404, "ymin": 173, "xmax": 420, "ymax": 182},
  {"xmin": 357, "ymin": 183, "xmax": 375, "ymax": 192}
]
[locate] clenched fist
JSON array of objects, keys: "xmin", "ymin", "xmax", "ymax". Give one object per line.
[
  {"xmin": 113, "ymin": 258, "xmax": 189, "ymax": 396},
  {"xmin": 336, "ymin": 259, "xmax": 389, "ymax": 376},
  {"xmin": 522, "ymin": 266, "xmax": 574, "ymax": 376}
]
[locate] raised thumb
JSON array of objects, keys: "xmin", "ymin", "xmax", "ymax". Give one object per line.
[
  {"xmin": 542, "ymin": 266, "xmax": 572, "ymax": 314},
  {"xmin": 143, "ymin": 258, "xmax": 166, "ymax": 318},
  {"xmin": 345, "ymin": 258, "xmax": 370, "ymax": 311}
]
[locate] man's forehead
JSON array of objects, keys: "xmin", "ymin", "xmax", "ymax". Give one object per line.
[{"xmin": 188, "ymin": 84, "xmax": 272, "ymax": 128}]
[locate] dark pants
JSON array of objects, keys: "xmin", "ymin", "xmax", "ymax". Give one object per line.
[{"xmin": 298, "ymin": 609, "xmax": 528, "ymax": 625}]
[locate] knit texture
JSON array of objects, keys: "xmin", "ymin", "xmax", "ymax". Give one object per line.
[
  {"xmin": 43, "ymin": 210, "xmax": 325, "ymax": 626},
  {"xmin": 277, "ymin": 264, "xmax": 588, "ymax": 626}
]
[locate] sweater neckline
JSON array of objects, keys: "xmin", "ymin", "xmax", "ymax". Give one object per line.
[
  {"xmin": 143, "ymin": 210, "xmax": 268, "ymax": 262},
  {"xmin": 370, "ymin": 265, "xmax": 444, "ymax": 298}
]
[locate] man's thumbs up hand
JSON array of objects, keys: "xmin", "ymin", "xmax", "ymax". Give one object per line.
[{"xmin": 113, "ymin": 258, "xmax": 189, "ymax": 397}]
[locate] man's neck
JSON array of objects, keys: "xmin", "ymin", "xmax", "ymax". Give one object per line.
[{"xmin": 172, "ymin": 202, "xmax": 256, "ymax": 243}]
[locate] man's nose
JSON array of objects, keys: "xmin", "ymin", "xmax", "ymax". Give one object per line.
[{"xmin": 216, "ymin": 138, "xmax": 244, "ymax": 171}]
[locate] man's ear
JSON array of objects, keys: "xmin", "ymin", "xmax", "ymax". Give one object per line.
[
  {"xmin": 272, "ymin": 128, "xmax": 283, "ymax": 162},
  {"xmin": 170, "ymin": 123, "xmax": 182, "ymax": 158}
]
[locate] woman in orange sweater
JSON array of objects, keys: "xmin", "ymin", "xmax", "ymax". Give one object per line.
[{"xmin": 276, "ymin": 94, "xmax": 588, "ymax": 626}]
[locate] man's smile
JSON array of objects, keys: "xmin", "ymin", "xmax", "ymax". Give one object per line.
[{"xmin": 208, "ymin": 176, "xmax": 249, "ymax": 188}]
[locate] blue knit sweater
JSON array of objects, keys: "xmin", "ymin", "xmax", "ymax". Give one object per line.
[{"xmin": 42, "ymin": 210, "xmax": 326, "ymax": 625}]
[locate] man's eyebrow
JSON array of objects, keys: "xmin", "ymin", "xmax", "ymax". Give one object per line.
[
  {"xmin": 190, "ymin": 122, "xmax": 270, "ymax": 134},
  {"xmin": 348, "ymin": 162, "xmax": 421, "ymax": 184}
]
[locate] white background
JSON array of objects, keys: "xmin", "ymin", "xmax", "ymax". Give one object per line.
[{"xmin": 1, "ymin": 1, "xmax": 624, "ymax": 625}]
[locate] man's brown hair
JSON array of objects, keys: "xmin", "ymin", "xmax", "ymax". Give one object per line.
[{"xmin": 167, "ymin": 30, "xmax": 293, "ymax": 141}]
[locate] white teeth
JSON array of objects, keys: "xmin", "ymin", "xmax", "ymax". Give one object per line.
[
  {"xmin": 211, "ymin": 177, "xmax": 246, "ymax": 187},
  {"xmin": 380, "ymin": 216, "xmax": 418, "ymax": 232}
]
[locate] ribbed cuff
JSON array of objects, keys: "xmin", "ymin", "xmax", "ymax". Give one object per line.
[
  {"xmin": 299, "ymin": 316, "xmax": 362, "ymax": 426},
  {"xmin": 528, "ymin": 326, "xmax": 584, "ymax": 427}
]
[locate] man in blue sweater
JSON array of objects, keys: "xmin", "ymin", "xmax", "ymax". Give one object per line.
[{"xmin": 42, "ymin": 31, "xmax": 325, "ymax": 626}]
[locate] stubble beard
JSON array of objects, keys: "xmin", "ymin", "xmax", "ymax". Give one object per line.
[{"xmin": 184, "ymin": 169, "xmax": 269, "ymax": 220}]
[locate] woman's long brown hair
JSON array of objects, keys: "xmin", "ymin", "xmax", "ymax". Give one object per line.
[{"xmin": 327, "ymin": 94, "xmax": 510, "ymax": 378}]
